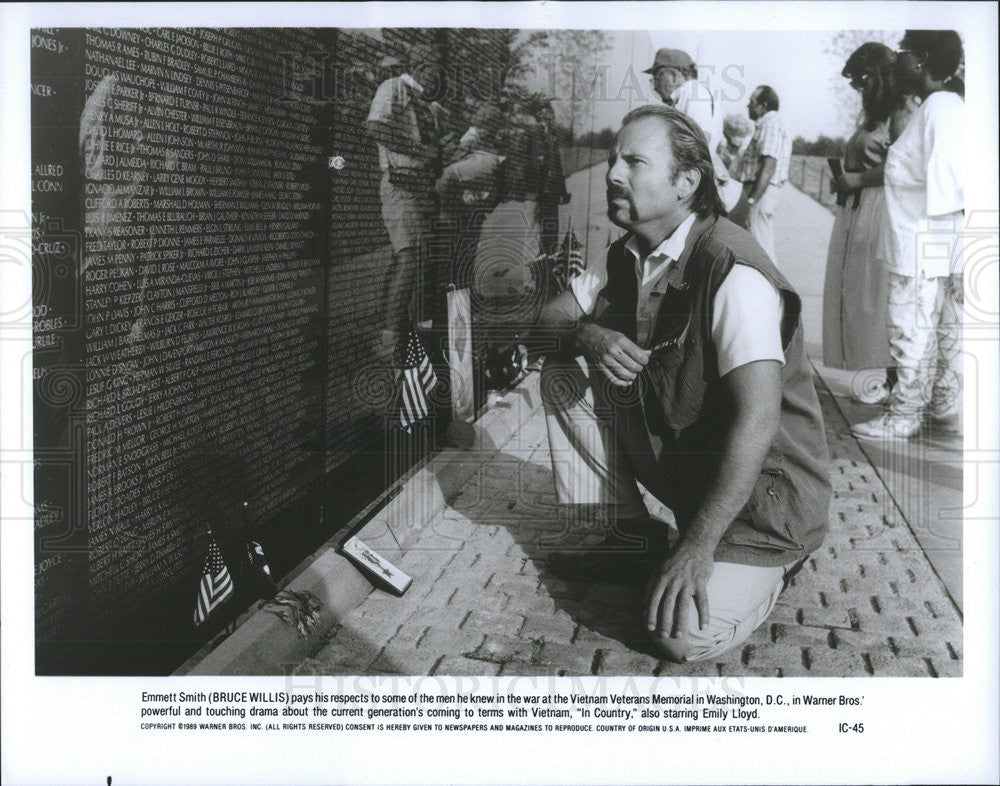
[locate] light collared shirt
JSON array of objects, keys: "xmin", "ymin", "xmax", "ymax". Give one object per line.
[
  {"xmin": 570, "ymin": 214, "xmax": 785, "ymax": 376},
  {"xmin": 734, "ymin": 110, "xmax": 792, "ymax": 186},
  {"xmin": 628, "ymin": 213, "xmax": 697, "ymax": 346},
  {"xmin": 670, "ymin": 79, "xmax": 721, "ymax": 149}
]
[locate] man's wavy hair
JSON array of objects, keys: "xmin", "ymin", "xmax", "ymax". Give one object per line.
[
  {"xmin": 843, "ymin": 42, "xmax": 898, "ymax": 129},
  {"xmin": 620, "ymin": 104, "xmax": 727, "ymax": 218}
]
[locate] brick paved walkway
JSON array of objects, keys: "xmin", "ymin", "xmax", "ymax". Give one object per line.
[{"xmin": 301, "ymin": 371, "xmax": 963, "ymax": 679}]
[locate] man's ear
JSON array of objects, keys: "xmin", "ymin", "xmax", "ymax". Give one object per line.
[{"xmin": 677, "ymin": 168, "xmax": 700, "ymax": 200}]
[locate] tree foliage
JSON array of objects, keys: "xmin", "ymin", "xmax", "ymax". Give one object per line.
[
  {"xmin": 824, "ymin": 30, "xmax": 902, "ymax": 132},
  {"xmin": 792, "ymin": 134, "xmax": 846, "ymax": 157},
  {"xmin": 575, "ymin": 126, "xmax": 616, "ymax": 149},
  {"xmin": 513, "ymin": 30, "xmax": 612, "ymax": 140}
]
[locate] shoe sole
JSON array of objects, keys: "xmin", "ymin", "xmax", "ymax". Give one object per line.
[
  {"xmin": 851, "ymin": 393, "xmax": 891, "ymax": 406},
  {"xmin": 851, "ymin": 429, "xmax": 918, "ymax": 441}
]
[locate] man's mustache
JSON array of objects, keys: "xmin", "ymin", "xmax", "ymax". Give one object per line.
[{"xmin": 607, "ymin": 187, "xmax": 631, "ymax": 201}]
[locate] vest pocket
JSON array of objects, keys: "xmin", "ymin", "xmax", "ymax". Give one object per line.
[
  {"xmin": 644, "ymin": 344, "xmax": 705, "ymax": 431},
  {"xmin": 723, "ymin": 467, "xmax": 805, "ymax": 553}
]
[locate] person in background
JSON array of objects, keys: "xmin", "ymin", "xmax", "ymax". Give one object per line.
[
  {"xmin": 499, "ymin": 94, "xmax": 546, "ymax": 204},
  {"xmin": 434, "ymin": 103, "xmax": 507, "ymax": 309},
  {"xmin": 823, "ymin": 43, "xmax": 913, "ymax": 405},
  {"xmin": 851, "ymin": 30, "xmax": 964, "ymax": 440},
  {"xmin": 645, "ymin": 47, "xmax": 729, "ymax": 196},
  {"xmin": 532, "ymin": 94, "xmax": 571, "ymax": 259},
  {"xmin": 644, "ymin": 48, "xmax": 721, "ymax": 150},
  {"xmin": 728, "ymin": 86, "xmax": 792, "ymax": 266},
  {"xmin": 473, "ymin": 92, "xmax": 547, "ymax": 309},
  {"xmin": 366, "ymin": 51, "xmax": 444, "ymax": 361},
  {"xmin": 717, "ymin": 113, "xmax": 754, "ymax": 171},
  {"xmin": 716, "ymin": 113, "xmax": 754, "ymax": 211}
]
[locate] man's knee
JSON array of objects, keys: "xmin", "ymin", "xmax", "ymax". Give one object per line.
[
  {"xmin": 649, "ymin": 563, "xmax": 786, "ymax": 663},
  {"xmin": 650, "ymin": 632, "xmax": 693, "ymax": 663}
]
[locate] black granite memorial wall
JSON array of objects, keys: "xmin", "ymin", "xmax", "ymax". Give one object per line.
[
  {"xmin": 33, "ymin": 27, "xmax": 329, "ymax": 674},
  {"xmin": 32, "ymin": 26, "xmax": 546, "ymax": 675}
]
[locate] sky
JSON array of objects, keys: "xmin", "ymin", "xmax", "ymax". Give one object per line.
[{"xmin": 542, "ymin": 29, "xmax": 903, "ymax": 142}]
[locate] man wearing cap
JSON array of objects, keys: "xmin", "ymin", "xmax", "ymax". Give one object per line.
[
  {"xmin": 534, "ymin": 105, "xmax": 830, "ymax": 663},
  {"xmin": 366, "ymin": 51, "xmax": 444, "ymax": 361},
  {"xmin": 645, "ymin": 48, "xmax": 726, "ymax": 193},
  {"xmin": 728, "ymin": 86, "xmax": 792, "ymax": 266}
]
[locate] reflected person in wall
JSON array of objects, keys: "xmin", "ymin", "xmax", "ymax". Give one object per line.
[
  {"xmin": 531, "ymin": 94, "xmax": 570, "ymax": 259},
  {"xmin": 435, "ymin": 102, "xmax": 508, "ymax": 309},
  {"xmin": 80, "ymin": 74, "xmax": 181, "ymax": 346},
  {"xmin": 366, "ymin": 51, "xmax": 444, "ymax": 363}
]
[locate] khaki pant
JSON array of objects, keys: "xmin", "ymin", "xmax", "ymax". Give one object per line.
[
  {"xmin": 540, "ymin": 356, "xmax": 793, "ymax": 661},
  {"xmin": 745, "ymin": 183, "xmax": 782, "ymax": 266}
]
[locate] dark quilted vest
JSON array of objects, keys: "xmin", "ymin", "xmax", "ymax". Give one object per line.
[{"xmin": 595, "ymin": 215, "xmax": 831, "ymax": 567}]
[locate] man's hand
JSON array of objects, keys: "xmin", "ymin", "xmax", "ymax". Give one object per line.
[
  {"xmin": 576, "ymin": 323, "xmax": 650, "ymax": 387},
  {"xmin": 645, "ymin": 541, "xmax": 716, "ymax": 639},
  {"xmin": 832, "ymin": 171, "xmax": 862, "ymax": 197},
  {"xmin": 643, "ymin": 360, "xmax": 782, "ymax": 642}
]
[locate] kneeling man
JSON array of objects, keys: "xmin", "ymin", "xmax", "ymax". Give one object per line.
[{"xmin": 537, "ymin": 105, "xmax": 831, "ymax": 662}]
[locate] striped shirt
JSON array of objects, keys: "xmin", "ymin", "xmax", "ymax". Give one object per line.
[{"xmin": 734, "ymin": 110, "xmax": 792, "ymax": 186}]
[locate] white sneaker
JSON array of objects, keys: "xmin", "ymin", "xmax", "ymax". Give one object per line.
[{"xmin": 851, "ymin": 413, "xmax": 920, "ymax": 440}]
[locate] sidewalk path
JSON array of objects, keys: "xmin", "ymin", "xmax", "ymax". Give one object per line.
[
  {"xmin": 774, "ymin": 186, "xmax": 964, "ymax": 611},
  {"xmin": 303, "ymin": 373, "xmax": 961, "ymax": 678},
  {"xmin": 296, "ymin": 167, "xmax": 963, "ymax": 678}
]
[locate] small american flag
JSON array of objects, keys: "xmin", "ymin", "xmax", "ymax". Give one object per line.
[
  {"xmin": 247, "ymin": 540, "xmax": 271, "ymax": 576},
  {"xmin": 398, "ymin": 330, "xmax": 437, "ymax": 432},
  {"xmin": 247, "ymin": 538, "xmax": 278, "ymax": 599},
  {"xmin": 551, "ymin": 229, "xmax": 585, "ymax": 292},
  {"xmin": 193, "ymin": 538, "xmax": 233, "ymax": 626}
]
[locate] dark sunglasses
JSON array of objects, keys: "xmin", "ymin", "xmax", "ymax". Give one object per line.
[{"xmin": 847, "ymin": 72, "xmax": 869, "ymax": 90}]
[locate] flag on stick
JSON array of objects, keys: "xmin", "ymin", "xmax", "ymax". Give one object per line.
[
  {"xmin": 551, "ymin": 228, "xmax": 585, "ymax": 292},
  {"xmin": 247, "ymin": 538, "xmax": 278, "ymax": 599},
  {"xmin": 562, "ymin": 228, "xmax": 585, "ymax": 280},
  {"xmin": 398, "ymin": 330, "xmax": 437, "ymax": 432},
  {"xmin": 193, "ymin": 538, "xmax": 234, "ymax": 626},
  {"xmin": 247, "ymin": 539, "xmax": 272, "ymax": 577}
]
